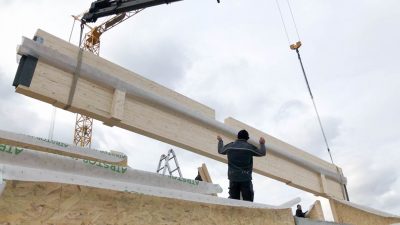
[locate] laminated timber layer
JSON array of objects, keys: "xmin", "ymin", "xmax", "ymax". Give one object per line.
[
  {"xmin": 0, "ymin": 181, "xmax": 295, "ymax": 225},
  {"xmin": 13, "ymin": 29, "xmax": 347, "ymax": 199}
]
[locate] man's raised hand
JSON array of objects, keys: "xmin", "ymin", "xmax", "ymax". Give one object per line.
[{"xmin": 259, "ymin": 137, "xmax": 265, "ymax": 145}]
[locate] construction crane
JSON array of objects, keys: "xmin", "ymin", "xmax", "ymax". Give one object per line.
[
  {"xmin": 72, "ymin": 8, "xmax": 145, "ymax": 147},
  {"xmin": 73, "ymin": 0, "xmax": 220, "ymax": 147},
  {"xmin": 71, "ymin": 12, "xmax": 141, "ymax": 147}
]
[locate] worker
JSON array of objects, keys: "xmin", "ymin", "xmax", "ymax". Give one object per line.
[
  {"xmin": 295, "ymin": 204, "xmax": 308, "ymax": 217},
  {"xmin": 194, "ymin": 172, "xmax": 202, "ymax": 181},
  {"xmin": 217, "ymin": 130, "xmax": 266, "ymax": 202}
]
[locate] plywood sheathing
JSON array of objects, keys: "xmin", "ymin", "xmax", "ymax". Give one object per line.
[
  {"xmin": 307, "ymin": 200, "xmax": 325, "ymax": 221},
  {"xmin": 198, "ymin": 163, "xmax": 213, "ymax": 183},
  {"xmin": 329, "ymin": 198, "xmax": 400, "ymax": 225},
  {"xmin": 0, "ymin": 181, "xmax": 295, "ymax": 225},
  {"xmin": 15, "ymin": 29, "xmax": 346, "ymax": 199},
  {"xmin": 197, "ymin": 163, "xmax": 217, "ymax": 196}
]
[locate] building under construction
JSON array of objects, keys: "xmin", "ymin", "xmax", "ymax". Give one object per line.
[{"xmin": 1, "ymin": 0, "xmax": 399, "ymax": 224}]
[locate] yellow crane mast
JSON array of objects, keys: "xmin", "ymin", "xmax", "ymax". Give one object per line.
[{"xmin": 72, "ymin": 9, "xmax": 144, "ymax": 147}]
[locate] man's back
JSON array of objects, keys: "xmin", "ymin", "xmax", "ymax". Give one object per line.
[
  {"xmin": 217, "ymin": 130, "xmax": 266, "ymax": 202},
  {"xmin": 219, "ymin": 139, "xmax": 266, "ymax": 181}
]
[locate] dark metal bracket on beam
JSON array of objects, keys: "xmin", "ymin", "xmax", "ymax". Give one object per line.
[{"xmin": 13, "ymin": 55, "xmax": 38, "ymax": 88}]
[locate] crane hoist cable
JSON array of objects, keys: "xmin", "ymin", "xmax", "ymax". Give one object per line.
[
  {"xmin": 275, "ymin": 0, "xmax": 351, "ymax": 201},
  {"xmin": 274, "ymin": 0, "xmax": 335, "ymax": 165},
  {"xmin": 275, "ymin": 0, "xmax": 301, "ymax": 45},
  {"xmin": 286, "ymin": 0, "xmax": 301, "ymax": 41}
]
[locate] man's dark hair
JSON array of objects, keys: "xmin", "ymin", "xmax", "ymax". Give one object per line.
[{"xmin": 237, "ymin": 130, "xmax": 249, "ymax": 140}]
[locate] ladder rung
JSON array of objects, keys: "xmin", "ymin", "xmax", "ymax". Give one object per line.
[{"xmin": 157, "ymin": 167, "xmax": 165, "ymax": 172}]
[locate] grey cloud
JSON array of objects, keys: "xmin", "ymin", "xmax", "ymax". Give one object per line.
[
  {"xmin": 0, "ymin": 97, "xmax": 45, "ymax": 136},
  {"xmin": 358, "ymin": 168, "xmax": 398, "ymax": 197},
  {"xmin": 349, "ymin": 165, "xmax": 400, "ymax": 214},
  {"xmin": 274, "ymin": 100, "xmax": 307, "ymax": 121},
  {"xmin": 380, "ymin": 194, "xmax": 400, "ymax": 213},
  {"xmin": 0, "ymin": 0, "xmax": 14, "ymax": 6},
  {"xmin": 272, "ymin": 103, "xmax": 343, "ymax": 160},
  {"xmin": 0, "ymin": 68, "xmax": 16, "ymax": 100},
  {"xmin": 189, "ymin": 58, "xmax": 276, "ymax": 122},
  {"xmin": 0, "ymin": 70, "xmax": 31, "ymax": 133},
  {"xmin": 104, "ymin": 37, "xmax": 192, "ymax": 89},
  {"xmin": 307, "ymin": 116, "xmax": 342, "ymax": 159}
]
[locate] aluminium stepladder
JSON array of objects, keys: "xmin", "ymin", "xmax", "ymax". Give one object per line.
[{"xmin": 156, "ymin": 149, "xmax": 182, "ymax": 178}]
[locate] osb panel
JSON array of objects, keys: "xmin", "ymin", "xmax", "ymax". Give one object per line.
[
  {"xmin": 330, "ymin": 199, "xmax": 400, "ymax": 225},
  {"xmin": 0, "ymin": 181, "xmax": 295, "ymax": 225},
  {"xmin": 307, "ymin": 200, "xmax": 325, "ymax": 221}
]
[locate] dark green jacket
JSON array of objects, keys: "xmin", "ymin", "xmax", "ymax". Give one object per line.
[{"xmin": 218, "ymin": 139, "xmax": 266, "ymax": 182}]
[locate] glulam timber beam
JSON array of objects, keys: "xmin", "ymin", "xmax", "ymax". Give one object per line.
[{"xmin": 13, "ymin": 29, "xmax": 347, "ymax": 199}]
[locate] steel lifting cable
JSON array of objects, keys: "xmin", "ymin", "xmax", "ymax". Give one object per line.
[
  {"xmin": 274, "ymin": 0, "xmax": 335, "ymax": 165},
  {"xmin": 275, "ymin": 0, "xmax": 291, "ymax": 45},
  {"xmin": 286, "ymin": 0, "xmax": 301, "ymax": 41},
  {"xmin": 275, "ymin": 0, "xmax": 351, "ymax": 201}
]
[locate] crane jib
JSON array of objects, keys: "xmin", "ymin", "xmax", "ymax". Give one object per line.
[
  {"xmin": 83, "ymin": 0, "xmax": 186, "ymax": 23},
  {"xmin": 83, "ymin": 0, "xmax": 220, "ymax": 23}
]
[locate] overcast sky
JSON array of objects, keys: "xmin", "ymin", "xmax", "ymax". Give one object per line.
[{"xmin": 0, "ymin": 0, "xmax": 399, "ymax": 220}]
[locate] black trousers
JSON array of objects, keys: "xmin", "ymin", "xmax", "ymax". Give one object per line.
[{"xmin": 228, "ymin": 180, "xmax": 254, "ymax": 202}]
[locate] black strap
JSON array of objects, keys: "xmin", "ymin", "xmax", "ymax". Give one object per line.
[{"xmin": 64, "ymin": 23, "xmax": 85, "ymax": 110}]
